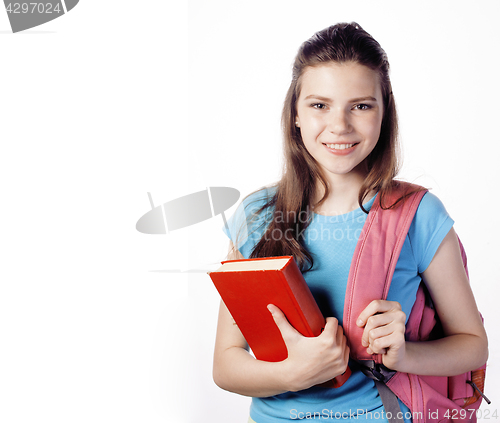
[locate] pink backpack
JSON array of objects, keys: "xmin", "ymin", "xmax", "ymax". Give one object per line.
[{"xmin": 343, "ymin": 181, "xmax": 489, "ymax": 422}]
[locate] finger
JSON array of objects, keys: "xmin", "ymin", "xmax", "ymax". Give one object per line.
[
  {"xmin": 343, "ymin": 342, "xmax": 351, "ymax": 365},
  {"xmin": 366, "ymin": 325, "xmax": 391, "ymax": 354},
  {"xmin": 357, "ymin": 300, "xmax": 402, "ymax": 327},
  {"xmin": 335, "ymin": 322, "xmax": 345, "ymax": 346},
  {"xmin": 368, "ymin": 331, "xmax": 403, "ymax": 355},
  {"xmin": 362, "ymin": 310, "xmax": 405, "ymax": 347},
  {"xmin": 337, "ymin": 336, "xmax": 350, "ymax": 372},
  {"xmin": 361, "ymin": 313, "xmax": 391, "ymax": 347},
  {"xmin": 363, "ymin": 311, "xmax": 402, "ymax": 334},
  {"xmin": 356, "ymin": 300, "xmax": 402, "ymax": 327},
  {"xmin": 369, "ymin": 317, "xmax": 405, "ymax": 339},
  {"xmin": 367, "ymin": 320, "xmax": 405, "ymax": 354},
  {"xmin": 368, "ymin": 327, "xmax": 395, "ymax": 352},
  {"xmin": 267, "ymin": 304, "xmax": 301, "ymax": 342},
  {"xmin": 321, "ymin": 316, "xmax": 339, "ymax": 337},
  {"xmin": 367, "ymin": 346, "xmax": 387, "ymax": 355}
]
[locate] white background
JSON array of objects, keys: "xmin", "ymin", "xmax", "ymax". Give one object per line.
[{"xmin": 0, "ymin": 1, "xmax": 498, "ymax": 422}]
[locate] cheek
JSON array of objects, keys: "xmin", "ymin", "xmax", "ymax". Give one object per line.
[
  {"xmin": 299, "ymin": 115, "xmax": 324, "ymax": 139},
  {"xmin": 362, "ymin": 116, "xmax": 383, "ymax": 142},
  {"xmin": 300, "ymin": 128, "xmax": 321, "ymax": 158},
  {"xmin": 300, "ymin": 133, "xmax": 316, "ymax": 155}
]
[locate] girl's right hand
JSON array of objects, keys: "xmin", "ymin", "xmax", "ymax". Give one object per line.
[{"xmin": 267, "ymin": 304, "xmax": 350, "ymax": 392}]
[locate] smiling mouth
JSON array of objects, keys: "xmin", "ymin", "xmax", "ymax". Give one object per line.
[{"xmin": 323, "ymin": 143, "xmax": 359, "ymax": 150}]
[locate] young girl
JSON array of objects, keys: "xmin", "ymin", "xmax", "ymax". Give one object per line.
[{"xmin": 213, "ymin": 23, "xmax": 488, "ymax": 422}]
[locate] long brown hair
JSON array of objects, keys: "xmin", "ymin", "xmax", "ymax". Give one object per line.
[{"xmin": 244, "ymin": 23, "xmax": 415, "ymax": 271}]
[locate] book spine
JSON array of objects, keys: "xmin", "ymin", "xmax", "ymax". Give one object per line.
[{"xmin": 280, "ymin": 259, "xmax": 325, "ymax": 337}]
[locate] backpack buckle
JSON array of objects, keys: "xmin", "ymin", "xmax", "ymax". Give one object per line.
[{"xmin": 358, "ymin": 360, "xmax": 396, "ymax": 383}]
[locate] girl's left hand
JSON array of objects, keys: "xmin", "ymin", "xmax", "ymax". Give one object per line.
[{"xmin": 356, "ymin": 300, "xmax": 407, "ymax": 370}]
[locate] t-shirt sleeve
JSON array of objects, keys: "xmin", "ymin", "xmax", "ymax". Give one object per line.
[
  {"xmin": 222, "ymin": 188, "xmax": 274, "ymax": 259},
  {"xmin": 408, "ymin": 192, "xmax": 455, "ymax": 273}
]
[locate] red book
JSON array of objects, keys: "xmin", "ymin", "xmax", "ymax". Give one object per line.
[{"xmin": 208, "ymin": 255, "xmax": 350, "ymax": 388}]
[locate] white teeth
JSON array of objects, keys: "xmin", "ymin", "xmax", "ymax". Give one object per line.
[{"xmin": 325, "ymin": 143, "xmax": 355, "ymax": 150}]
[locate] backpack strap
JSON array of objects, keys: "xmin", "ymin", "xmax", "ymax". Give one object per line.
[
  {"xmin": 341, "ymin": 182, "xmax": 427, "ymax": 420},
  {"xmin": 375, "ymin": 381, "xmax": 405, "ymax": 423},
  {"xmin": 343, "ymin": 182, "xmax": 427, "ymax": 362}
]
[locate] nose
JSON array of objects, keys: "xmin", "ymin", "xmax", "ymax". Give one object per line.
[{"xmin": 327, "ymin": 109, "xmax": 352, "ymax": 135}]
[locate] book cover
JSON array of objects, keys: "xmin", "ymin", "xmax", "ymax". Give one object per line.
[{"xmin": 208, "ymin": 255, "xmax": 350, "ymax": 388}]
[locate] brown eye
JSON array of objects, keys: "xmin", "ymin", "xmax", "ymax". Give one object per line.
[
  {"xmin": 312, "ymin": 103, "xmax": 327, "ymax": 110},
  {"xmin": 355, "ymin": 104, "xmax": 370, "ymax": 110}
]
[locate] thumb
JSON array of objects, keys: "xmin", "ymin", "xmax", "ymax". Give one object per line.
[{"xmin": 267, "ymin": 304, "xmax": 301, "ymax": 343}]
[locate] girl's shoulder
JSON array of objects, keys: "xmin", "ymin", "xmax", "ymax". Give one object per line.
[
  {"xmin": 223, "ymin": 185, "xmax": 277, "ymax": 257},
  {"xmin": 241, "ymin": 185, "xmax": 277, "ymax": 211},
  {"xmin": 415, "ymin": 191, "xmax": 450, "ymax": 221},
  {"xmin": 409, "ymin": 191, "xmax": 455, "ymax": 272}
]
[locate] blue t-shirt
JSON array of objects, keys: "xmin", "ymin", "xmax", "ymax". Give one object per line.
[{"xmin": 223, "ymin": 187, "xmax": 454, "ymax": 422}]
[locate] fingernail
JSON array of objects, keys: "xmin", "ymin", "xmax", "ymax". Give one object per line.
[
  {"xmin": 361, "ymin": 340, "xmax": 368, "ymax": 347},
  {"xmin": 357, "ymin": 319, "xmax": 364, "ymax": 326},
  {"xmin": 267, "ymin": 305, "xmax": 274, "ymax": 315}
]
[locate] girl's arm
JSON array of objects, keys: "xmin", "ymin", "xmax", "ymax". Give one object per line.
[
  {"xmin": 213, "ymin": 244, "xmax": 350, "ymax": 397},
  {"xmin": 357, "ymin": 227, "xmax": 488, "ymax": 376},
  {"xmin": 213, "ymin": 299, "xmax": 290, "ymax": 397}
]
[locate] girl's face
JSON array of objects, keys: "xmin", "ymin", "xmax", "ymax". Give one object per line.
[{"xmin": 295, "ymin": 62, "xmax": 384, "ymax": 182}]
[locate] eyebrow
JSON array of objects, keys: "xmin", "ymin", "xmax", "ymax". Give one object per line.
[{"xmin": 303, "ymin": 95, "xmax": 378, "ymax": 103}]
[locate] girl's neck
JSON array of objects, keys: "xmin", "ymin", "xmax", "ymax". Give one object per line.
[{"xmin": 312, "ymin": 170, "xmax": 374, "ymax": 216}]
